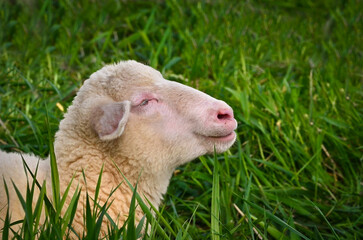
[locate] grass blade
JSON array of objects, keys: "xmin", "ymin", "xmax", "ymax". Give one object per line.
[
  {"xmin": 45, "ymin": 106, "xmax": 60, "ymax": 209},
  {"xmin": 1, "ymin": 179, "xmax": 11, "ymax": 239},
  {"xmin": 308, "ymin": 200, "xmax": 341, "ymax": 240},
  {"xmin": 242, "ymin": 200, "xmax": 309, "ymax": 240},
  {"xmin": 126, "ymin": 185, "xmax": 137, "ymax": 240},
  {"xmin": 211, "ymin": 150, "xmax": 220, "ymax": 240}
]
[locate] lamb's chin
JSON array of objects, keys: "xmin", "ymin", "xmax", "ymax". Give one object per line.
[{"xmin": 197, "ymin": 131, "xmax": 237, "ymax": 153}]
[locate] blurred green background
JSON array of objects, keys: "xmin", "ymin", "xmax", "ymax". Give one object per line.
[{"xmin": 0, "ymin": 0, "xmax": 362, "ymax": 239}]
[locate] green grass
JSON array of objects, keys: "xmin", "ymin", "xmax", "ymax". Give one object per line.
[{"xmin": 0, "ymin": 0, "xmax": 362, "ymax": 239}]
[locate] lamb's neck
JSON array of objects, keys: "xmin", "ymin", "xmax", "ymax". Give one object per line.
[
  {"xmin": 137, "ymin": 168, "xmax": 174, "ymax": 208},
  {"xmin": 108, "ymin": 150, "xmax": 174, "ymax": 206}
]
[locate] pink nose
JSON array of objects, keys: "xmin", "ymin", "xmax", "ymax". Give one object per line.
[{"xmin": 216, "ymin": 108, "xmax": 234, "ymax": 122}]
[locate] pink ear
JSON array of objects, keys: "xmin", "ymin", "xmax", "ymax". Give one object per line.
[{"xmin": 92, "ymin": 101, "xmax": 131, "ymax": 141}]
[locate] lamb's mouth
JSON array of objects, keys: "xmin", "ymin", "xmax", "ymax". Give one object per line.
[{"xmin": 197, "ymin": 131, "xmax": 236, "ymax": 142}]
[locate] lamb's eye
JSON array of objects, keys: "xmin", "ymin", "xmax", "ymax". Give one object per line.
[{"xmin": 139, "ymin": 99, "xmax": 150, "ymax": 106}]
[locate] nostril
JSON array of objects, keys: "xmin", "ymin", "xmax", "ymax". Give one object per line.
[
  {"xmin": 216, "ymin": 108, "xmax": 234, "ymax": 121},
  {"xmin": 217, "ymin": 113, "xmax": 230, "ymax": 120}
]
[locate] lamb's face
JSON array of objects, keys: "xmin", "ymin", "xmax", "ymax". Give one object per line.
[
  {"xmin": 90, "ymin": 61, "xmax": 237, "ymax": 170},
  {"xmin": 121, "ymin": 77, "xmax": 237, "ymax": 167}
]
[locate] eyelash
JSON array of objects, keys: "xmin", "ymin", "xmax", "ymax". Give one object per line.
[
  {"xmin": 138, "ymin": 98, "xmax": 158, "ymax": 107},
  {"xmin": 139, "ymin": 99, "xmax": 150, "ymax": 106}
]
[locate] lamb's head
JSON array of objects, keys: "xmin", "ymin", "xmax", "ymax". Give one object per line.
[{"xmin": 65, "ymin": 60, "xmax": 237, "ymax": 171}]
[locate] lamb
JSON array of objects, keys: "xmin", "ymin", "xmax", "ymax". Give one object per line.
[{"xmin": 0, "ymin": 60, "xmax": 237, "ymax": 235}]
